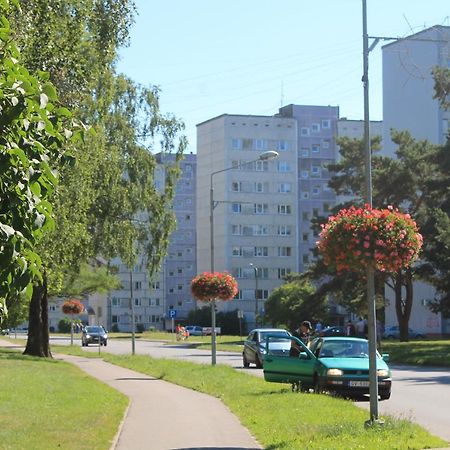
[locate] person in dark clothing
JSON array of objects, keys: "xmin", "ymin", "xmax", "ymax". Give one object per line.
[
  {"xmin": 345, "ymin": 320, "xmax": 356, "ymax": 336},
  {"xmin": 290, "ymin": 321, "xmax": 313, "ymax": 357}
]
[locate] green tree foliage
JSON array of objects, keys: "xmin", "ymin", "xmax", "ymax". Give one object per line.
[
  {"xmin": 0, "ymin": 0, "xmax": 78, "ymax": 321},
  {"xmin": 432, "ymin": 67, "xmax": 450, "ymax": 111},
  {"xmin": 5, "ymin": 0, "xmax": 186, "ymax": 356},
  {"xmin": 264, "ymin": 277, "xmax": 326, "ymax": 330},
  {"xmin": 307, "ymin": 131, "xmax": 441, "ymax": 340}
]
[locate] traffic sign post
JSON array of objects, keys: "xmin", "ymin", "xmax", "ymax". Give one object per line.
[{"xmin": 169, "ymin": 310, "xmax": 177, "ymax": 340}]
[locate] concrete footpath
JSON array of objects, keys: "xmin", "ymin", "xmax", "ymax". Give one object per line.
[{"xmin": 1, "ymin": 340, "xmax": 261, "ymax": 450}]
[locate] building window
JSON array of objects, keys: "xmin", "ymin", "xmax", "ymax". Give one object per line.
[
  {"xmin": 312, "ymin": 144, "xmax": 320, "ymax": 153},
  {"xmin": 323, "ymin": 203, "xmax": 331, "ymax": 212},
  {"xmin": 232, "ymin": 246, "xmax": 241, "ymax": 257},
  {"xmin": 302, "ymin": 148, "xmax": 309, "ymax": 157},
  {"xmin": 254, "ymin": 139, "xmax": 268, "ymax": 150},
  {"xmin": 255, "ymin": 160, "xmax": 269, "ymax": 171},
  {"xmin": 112, "ymin": 315, "xmax": 119, "ymax": 323},
  {"xmin": 302, "ymin": 211, "xmax": 309, "ymax": 221},
  {"xmin": 232, "ymin": 203, "xmax": 242, "ymax": 213},
  {"xmin": 231, "ymin": 181, "xmax": 241, "ymax": 192},
  {"xmin": 277, "ymin": 225, "xmax": 291, "ymax": 236},
  {"xmin": 254, "ymin": 203, "xmax": 268, "ymax": 214},
  {"xmin": 177, "ymin": 284, "xmax": 183, "ymax": 291},
  {"xmin": 254, "ymin": 246, "xmax": 268, "ymax": 257},
  {"xmin": 313, "ymin": 208, "xmax": 320, "ymax": 217},
  {"xmin": 311, "ymin": 166, "xmax": 321, "ymax": 177},
  {"xmin": 312, "ymin": 186, "xmax": 320, "ymax": 196},
  {"xmin": 322, "ymin": 119, "xmax": 331, "ymax": 129},
  {"xmin": 254, "ymin": 225, "xmax": 269, "ymax": 236},
  {"xmin": 242, "ymin": 225, "xmax": 253, "ymax": 236},
  {"xmin": 322, "ymin": 140, "xmax": 330, "ymax": 149},
  {"xmin": 312, "ymin": 123, "xmax": 320, "ymax": 132},
  {"xmin": 278, "ymin": 267, "xmax": 291, "ymax": 279},
  {"xmin": 301, "ymin": 192, "xmax": 309, "ymax": 199},
  {"xmin": 278, "ymin": 246, "xmax": 292, "ymax": 257},
  {"xmin": 302, "ymin": 233, "xmax": 309, "ymax": 242},
  {"xmin": 278, "ymin": 204, "xmax": 291, "ymax": 215},
  {"xmin": 277, "ymin": 161, "xmax": 290, "ymax": 172},
  {"xmin": 232, "ymin": 224, "xmax": 242, "ymax": 235},
  {"xmin": 301, "ymin": 170, "xmax": 309, "ymax": 178},
  {"xmin": 303, "ymin": 254, "xmax": 310, "ymax": 264},
  {"xmin": 301, "ymin": 127, "xmax": 310, "ymax": 136},
  {"xmin": 254, "ymin": 182, "xmax": 267, "ymax": 193},
  {"xmin": 278, "ymin": 182, "xmax": 291, "ymax": 193},
  {"xmin": 277, "ymin": 140, "xmax": 289, "ymax": 151},
  {"xmin": 134, "ymin": 281, "xmax": 142, "ymax": 290},
  {"xmin": 243, "ymin": 138, "xmax": 253, "ymax": 149}
]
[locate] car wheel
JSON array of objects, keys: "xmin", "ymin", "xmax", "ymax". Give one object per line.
[
  {"xmin": 243, "ymin": 354, "xmax": 250, "ymax": 368},
  {"xmin": 313, "ymin": 375, "xmax": 323, "ymax": 394},
  {"xmin": 104, "ymin": 341, "xmax": 107, "ymax": 347},
  {"xmin": 380, "ymin": 392, "xmax": 391, "ymax": 400},
  {"xmin": 255, "ymin": 355, "xmax": 263, "ymax": 369}
]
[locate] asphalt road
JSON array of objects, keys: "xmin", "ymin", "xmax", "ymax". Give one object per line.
[{"xmin": 44, "ymin": 335, "xmax": 450, "ymax": 442}]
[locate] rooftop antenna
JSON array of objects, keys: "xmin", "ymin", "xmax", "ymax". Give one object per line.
[
  {"xmin": 280, "ymin": 81, "xmax": 284, "ymax": 108},
  {"xmin": 403, "ymin": 14, "xmax": 415, "ymax": 34}
]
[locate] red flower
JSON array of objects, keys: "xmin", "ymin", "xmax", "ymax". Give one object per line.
[
  {"xmin": 190, "ymin": 272, "xmax": 238, "ymax": 302},
  {"xmin": 62, "ymin": 299, "xmax": 85, "ymax": 315},
  {"xmin": 317, "ymin": 204, "xmax": 422, "ymax": 274}
]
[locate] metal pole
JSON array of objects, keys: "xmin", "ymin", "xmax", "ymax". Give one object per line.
[
  {"xmin": 130, "ymin": 270, "xmax": 135, "ymax": 355},
  {"xmin": 210, "ymin": 173, "xmax": 217, "ymax": 365},
  {"xmin": 362, "ymin": 0, "xmax": 381, "ymax": 426},
  {"xmin": 251, "ymin": 265, "xmax": 259, "ymax": 327}
]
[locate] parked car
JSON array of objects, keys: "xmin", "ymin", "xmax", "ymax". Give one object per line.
[
  {"xmin": 383, "ymin": 325, "xmax": 425, "ymax": 339},
  {"xmin": 319, "ymin": 326, "xmax": 346, "ymax": 337},
  {"xmin": 243, "ymin": 328, "xmax": 291, "ymax": 368},
  {"xmin": 185, "ymin": 325, "xmax": 203, "ymax": 336},
  {"xmin": 262, "ymin": 335, "xmax": 392, "ymax": 400},
  {"xmin": 81, "ymin": 326, "xmax": 108, "ymax": 346}
]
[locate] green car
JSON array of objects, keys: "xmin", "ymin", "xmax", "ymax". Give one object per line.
[{"xmin": 263, "ymin": 335, "xmax": 392, "ymax": 400}]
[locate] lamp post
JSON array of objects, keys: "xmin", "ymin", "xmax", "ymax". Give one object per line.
[
  {"xmin": 209, "ymin": 150, "xmax": 278, "ymax": 365},
  {"xmin": 249, "ymin": 263, "xmax": 259, "ymax": 327},
  {"xmin": 129, "ymin": 269, "xmax": 136, "ymax": 355}
]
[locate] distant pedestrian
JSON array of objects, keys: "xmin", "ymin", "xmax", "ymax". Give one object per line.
[
  {"xmin": 355, "ymin": 317, "xmax": 367, "ymax": 338},
  {"xmin": 290, "ymin": 320, "xmax": 313, "ymax": 357},
  {"xmin": 315, "ymin": 321, "xmax": 323, "ymax": 334},
  {"xmin": 345, "ymin": 320, "xmax": 356, "ymax": 336}
]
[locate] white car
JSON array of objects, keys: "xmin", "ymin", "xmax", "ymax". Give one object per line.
[{"xmin": 185, "ymin": 326, "xmax": 204, "ymax": 336}]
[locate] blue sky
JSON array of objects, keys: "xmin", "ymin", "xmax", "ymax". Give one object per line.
[{"xmin": 117, "ymin": 1, "xmax": 449, "ymax": 152}]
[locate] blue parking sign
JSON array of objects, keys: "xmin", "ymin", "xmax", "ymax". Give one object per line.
[{"xmin": 169, "ymin": 309, "xmax": 177, "ymax": 318}]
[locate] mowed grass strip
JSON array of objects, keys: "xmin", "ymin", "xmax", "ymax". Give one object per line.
[
  {"xmin": 0, "ymin": 348, "xmax": 128, "ymax": 450},
  {"xmin": 98, "ymin": 353, "xmax": 447, "ymax": 450},
  {"xmin": 382, "ymin": 339, "xmax": 450, "ymax": 367}
]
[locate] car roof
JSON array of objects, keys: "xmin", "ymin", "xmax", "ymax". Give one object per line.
[
  {"xmin": 251, "ymin": 328, "xmax": 289, "ymax": 332},
  {"xmin": 320, "ymin": 336, "xmax": 367, "ymax": 342}
]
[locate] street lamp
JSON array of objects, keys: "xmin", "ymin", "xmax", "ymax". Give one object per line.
[
  {"xmin": 129, "ymin": 269, "xmax": 136, "ymax": 355},
  {"xmin": 209, "ymin": 150, "xmax": 279, "ymax": 365},
  {"xmin": 249, "ymin": 263, "xmax": 259, "ymax": 327}
]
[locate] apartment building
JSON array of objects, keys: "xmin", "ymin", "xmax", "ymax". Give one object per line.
[
  {"xmin": 106, "ymin": 153, "xmax": 197, "ymax": 332},
  {"xmin": 196, "ymin": 106, "xmax": 340, "ymax": 328},
  {"xmin": 382, "ymin": 25, "xmax": 450, "ymax": 157}
]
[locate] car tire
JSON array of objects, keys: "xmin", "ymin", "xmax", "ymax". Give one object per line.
[
  {"xmin": 255, "ymin": 355, "xmax": 263, "ymax": 369},
  {"xmin": 380, "ymin": 392, "xmax": 391, "ymax": 400},
  {"xmin": 104, "ymin": 341, "xmax": 107, "ymax": 347},
  {"xmin": 313, "ymin": 375, "xmax": 323, "ymax": 394},
  {"xmin": 243, "ymin": 354, "xmax": 250, "ymax": 368}
]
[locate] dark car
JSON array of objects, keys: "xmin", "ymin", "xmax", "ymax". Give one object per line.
[
  {"xmin": 262, "ymin": 335, "xmax": 391, "ymax": 400},
  {"xmin": 319, "ymin": 326, "xmax": 346, "ymax": 337},
  {"xmin": 243, "ymin": 328, "xmax": 291, "ymax": 368},
  {"xmin": 383, "ymin": 325, "xmax": 425, "ymax": 339},
  {"xmin": 81, "ymin": 326, "xmax": 108, "ymax": 346}
]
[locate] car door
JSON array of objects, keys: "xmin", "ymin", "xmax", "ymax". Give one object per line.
[
  {"xmin": 244, "ymin": 331, "xmax": 258, "ymax": 363},
  {"xmin": 263, "ymin": 335, "xmax": 316, "ymax": 387}
]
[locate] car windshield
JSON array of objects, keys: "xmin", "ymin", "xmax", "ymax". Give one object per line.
[
  {"xmin": 320, "ymin": 340, "xmax": 369, "ymax": 358},
  {"xmin": 259, "ymin": 330, "xmax": 289, "ymax": 342},
  {"xmin": 86, "ymin": 326, "xmax": 104, "ymax": 333}
]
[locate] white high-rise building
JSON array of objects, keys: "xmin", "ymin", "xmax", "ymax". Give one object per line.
[{"xmin": 382, "ymin": 25, "xmax": 450, "ymax": 157}]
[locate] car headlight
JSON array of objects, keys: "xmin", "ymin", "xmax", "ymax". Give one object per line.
[
  {"xmin": 377, "ymin": 369, "xmax": 389, "ymax": 377},
  {"xmin": 86, "ymin": 334, "xmax": 91, "ymax": 339},
  {"xmin": 327, "ymin": 368, "xmax": 344, "ymax": 376},
  {"xmin": 259, "ymin": 347, "xmax": 267, "ymax": 354}
]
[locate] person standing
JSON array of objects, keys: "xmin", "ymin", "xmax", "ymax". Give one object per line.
[
  {"xmin": 345, "ymin": 320, "xmax": 356, "ymax": 336},
  {"xmin": 290, "ymin": 321, "xmax": 312, "ymax": 357},
  {"xmin": 355, "ymin": 317, "xmax": 367, "ymax": 338},
  {"xmin": 315, "ymin": 321, "xmax": 323, "ymax": 334}
]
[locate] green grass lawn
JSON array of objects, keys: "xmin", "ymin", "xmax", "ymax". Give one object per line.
[
  {"xmin": 0, "ymin": 348, "xmax": 128, "ymax": 450},
  {"xmin": 50, "ymin": 344, "xmax": 447, "ymax": 450},
  {"xmin": 381, "ymin": 339, "xmax": 450, "ymax": 367}
]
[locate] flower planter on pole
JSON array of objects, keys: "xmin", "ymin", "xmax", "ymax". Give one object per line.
[
  {"xmin": 190, "ymin": 272, "xmax": 238, "ymax": 365},
  {"xmin": 62, "ymin": 299, "xmax": 85, "ymax": 345}
]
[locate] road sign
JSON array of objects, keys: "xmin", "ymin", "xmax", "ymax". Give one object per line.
[{"xmin": 169, "ymin": 309, "xmax": 177, "ymax": 318}]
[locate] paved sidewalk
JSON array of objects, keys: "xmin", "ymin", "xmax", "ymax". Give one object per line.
[{"xmin": 1, "ymin": 340, "xmax": 261, "ymax": 450}]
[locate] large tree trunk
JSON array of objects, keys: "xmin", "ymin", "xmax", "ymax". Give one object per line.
[
  {"xmin": 23, "ymin": 273, "xmax": 52, "ymax": 357},
  {"xmin": 394, "ymin": 269, "xmax": 414, "ymax": 342}
]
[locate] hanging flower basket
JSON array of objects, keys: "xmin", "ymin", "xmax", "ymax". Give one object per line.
[
  {"xmin": 317, "ymin": 204, "xmax": 422, "ymax": 274},
  {"xmin": 62, "ymin": 299, "xmax": 85, "ymax": 315},
  {"xmin": 190, "ymin": 272, "xmax": 238, "ymax": 302}
]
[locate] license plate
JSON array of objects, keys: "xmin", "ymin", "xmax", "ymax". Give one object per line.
[{"xmin": 349, "ymin": 381, "xmax": 369, "ymax": 387}]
